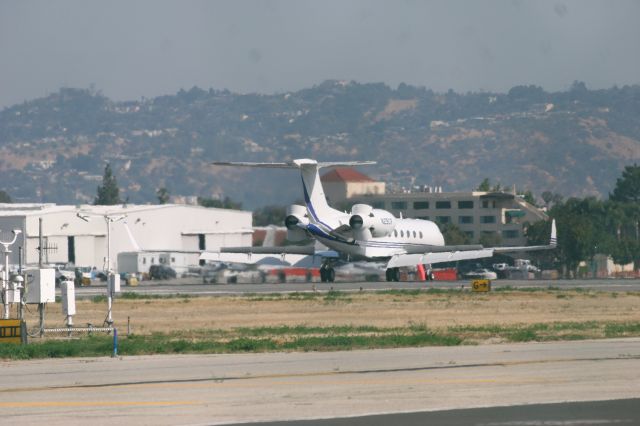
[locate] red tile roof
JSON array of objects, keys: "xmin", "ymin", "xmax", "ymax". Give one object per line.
[{"xmin": 321, "ymin": 168, "xmax": 375, "ymax": 183}]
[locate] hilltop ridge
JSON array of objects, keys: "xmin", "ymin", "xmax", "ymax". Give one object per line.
[{"xmin": 1, "ymin": 80, "xmax": 639, "ymax": 207}]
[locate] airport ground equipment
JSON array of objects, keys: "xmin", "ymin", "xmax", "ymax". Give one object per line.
[
  {"xmin": 0, "ymin": 229, "xmax": 22, "ymax": 319},
  {"xmin": 61, "ymin": 280, "xmax": 76, "ymax": 327},
  {"xmin": 76, "ymin": 211, "xmax": 125, "ymax": 326}
]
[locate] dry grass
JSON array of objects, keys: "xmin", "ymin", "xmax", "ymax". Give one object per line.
[{"xmin": 29, "ymin": 290, "xmax": 640, "ymax": 335}]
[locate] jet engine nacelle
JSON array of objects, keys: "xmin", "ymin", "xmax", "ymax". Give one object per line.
[
  {"xmin": 349, "ymin": 204, "xmax": 396, "ymax": 238},
  {"xmin": 284, "ymin": 204, "xmax": 309, "ymax": 242}
]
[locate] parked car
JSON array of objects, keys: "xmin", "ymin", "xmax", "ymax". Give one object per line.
[
  {"xmin": 55, "ymin": 269, "xmax": 75, "ymax": 287},
  {"xmin": 463, "ymin": 268, "xmax": 498, "ymax": 280},
  {"xmin": 148, "ymin": 264, "xmax": 177, "ymax": 280}
]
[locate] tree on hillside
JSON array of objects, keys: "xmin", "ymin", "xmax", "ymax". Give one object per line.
[
  {"xmin": 253, "ymin": 205, "xmax": 287, "ymax": 226},
  {"xmin": 477, "ymin": 178, "xmax": 491, "ymax": 191},
  {"xmin": 156, "ymin": 187, "xmax": 170, "ymax": 204},
  {"xmin": 0, "ymin": 190, "xmax": 11, "ymax": 203},
  {"xmin": 197, "ymin": 196, "xmax": 242, "ymax": 210},
  {"xmin": 610, "ymin": 164, "xmax": 640, "ymax": 203},
  {"xmin": 94, "ymin": 163, "xmax": 121, "ymax": 205}
]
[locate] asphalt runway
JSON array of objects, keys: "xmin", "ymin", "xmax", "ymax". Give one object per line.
[
  {"xmin": 2, "ymin": 339, "xmax": 640, "ymax": 425},
  {"xmin": 72, "ymin": 278, "xmax": 640, "ymax": 298},
  {"xmin": 248, "ymin": 399, "xmax": 640, "ymax": 426}
]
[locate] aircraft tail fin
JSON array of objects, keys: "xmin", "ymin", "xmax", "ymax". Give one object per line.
[{"xmin": 212, "ymin": 159, "xmax": 376, "ymax": 227}]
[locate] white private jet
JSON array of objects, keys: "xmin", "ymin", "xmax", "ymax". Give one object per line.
[{"xmin": 203, "ymin": 159, "xmax": 556, "ymax": 282}]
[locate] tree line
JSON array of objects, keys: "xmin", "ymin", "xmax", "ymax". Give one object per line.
[{"xmin": 527, "ymin": 164, "xmax": 640, "ymax": 276}]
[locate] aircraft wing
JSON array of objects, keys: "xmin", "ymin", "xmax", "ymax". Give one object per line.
[
  {"xmin": 200, "ymin": 245, "xmax": 339, "ymax": 267},
  {"xmin": 386, "ymin": 220, "xmax": 556, "ymax": 269},
  {"xmin": 386, "ymin": 249, "xmax": 495, "ymax": 268}
]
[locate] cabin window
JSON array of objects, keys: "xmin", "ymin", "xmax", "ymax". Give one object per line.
[
  {"xmin": 394, "ymin": 230, "xmax": 397, "ymax": 237},
  {"xmin": 458, "ymin": 200, "xmax": 474, "ymax": 209},
  {"xmin": 142, "ymin": 257, "xmax": 146, "ymax": 265},
  {"xmin": 413, "ymin": 201, "xmax": 429, "ymax": 210},
  {"xmin": 413, "ymin": 231, "xmax": 416, "ymax": 238},
  {"xmin": 400, "ymin": 230, "xmax": 404, "ymax": 237},
  {"xmin": 435, "ymin": 201, "xmax": 451, "ymax": 209},
  {"xmin": 419, "ymin": 231, "xmax": 423, "ymax": 239}
]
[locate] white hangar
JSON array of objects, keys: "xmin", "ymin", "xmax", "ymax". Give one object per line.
[{"xmin": 0, "ymin": 203, "xmax": 252, "ymax": 273}]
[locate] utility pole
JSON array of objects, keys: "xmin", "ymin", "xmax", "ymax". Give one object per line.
[
  {"xmin": 77, "ymin": 212, "xmax": 125, "ymax": 327},
  {"xmin": 38, "ymin": 218, "xmax": 44, "ymax": 336},
  {"xmin": 0, "ymin": 229, "xmax": 22, "ymax": 320}
]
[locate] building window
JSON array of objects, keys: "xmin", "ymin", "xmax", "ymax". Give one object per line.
[
  {"xmin": 459, "ymin": 216, "xmax": 474, "ymax": 224},
  {"xmin": 372, "ymin": 201, "xmax": 385, "ymax": 209},
  {"xmin": 464, "ymin": 231, "xmax": 474, "ymax": 239},
  {"xmin": 482, "ymin": 200, "xmax": 489, "ymax": 208},
  {"xmin": 502, "ymin": 230, "xmax": 519, "ymax": 239},
  {"xmin": 391, "ymin": 201, "xmax": 407, "ymax": 210},
  {"xmin": 417, "ymin": 216, "xmax": 429, "ymax": 220},
  {"xmin": 198, "ymin": 234, "xmax": 206, "ymax": 250},
  {"xmin": 480, "ymin": 215, "xmax": 496, "ymax": 224},
  {"xmin": 458, "ymin": 200, "xmax": 474, "ymax": 209},
  {"xmin": 413, "ymin": 201, "xmax": 429, "ymax": 210},
  {"xmin": 67, "ymin": 236, "xmax": 75, "ymax": 264},
  {"xmin": 435, "ymin": 201, "xmax": 451, "ymax": 209},
  {"xmin": 436, "ymin": 216, "xmax": 450, "ymax": 224}
]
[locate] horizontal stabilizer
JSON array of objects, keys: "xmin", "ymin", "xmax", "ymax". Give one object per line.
[
  {"xmin": 212, "ymin": 159, "xmax": 376, "ymax": 169},
  {"xmin": 221, "ymin": 245, "xmax": 316, "ymax": 255}
]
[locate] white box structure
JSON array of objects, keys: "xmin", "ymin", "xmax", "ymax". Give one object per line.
[
  {"xmin": 108, "ymin": 274, "xmax": 121, "ymax": 294},
  {"xmin": 25, "ymin": 268, "xmax": 55, "ymax": 304},
  {"xmin": 61, "ymin": 281, "xmax": 76, "ymax": 316}
]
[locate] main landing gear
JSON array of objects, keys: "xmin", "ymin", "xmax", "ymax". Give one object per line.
[
  {"xmin": 385, "ymin": 267, "xmax": 400, "ymax": 282},
  {"xmin": 320, "ymin": 263, "xmax": 335, "ymax": 283}
]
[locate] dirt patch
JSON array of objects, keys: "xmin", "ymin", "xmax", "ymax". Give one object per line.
[{"xmin": 30, "ymin": 290, "xmax": 640, "ymax": 335}]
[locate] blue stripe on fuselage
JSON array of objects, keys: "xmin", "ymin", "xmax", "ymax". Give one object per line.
[{"xmin": 301, "ymin": 176, "xmax": 335, "ymax": 233}]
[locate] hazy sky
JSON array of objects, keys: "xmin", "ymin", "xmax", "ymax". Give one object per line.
[{"xmin": 1, "ymin": 0, "xmax": 639, "ymax": 108}]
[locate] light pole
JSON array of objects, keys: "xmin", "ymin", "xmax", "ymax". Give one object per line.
[
  {"xmin": 1, "ymin": 229, "xmax": 22, "ymax": 319},
  {"xmin": 77, "ymin": 212, "xmax": 126, "ymax": 326}
]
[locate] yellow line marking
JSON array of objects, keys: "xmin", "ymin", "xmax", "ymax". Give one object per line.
[{"xmin": 0, "ymin": 400, "xmax": 198, "ymax": 408}]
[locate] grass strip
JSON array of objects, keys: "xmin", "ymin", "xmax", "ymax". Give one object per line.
[{"xmin": 2, "ymin": 320, "xmax": 640, "ymax": 360}]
